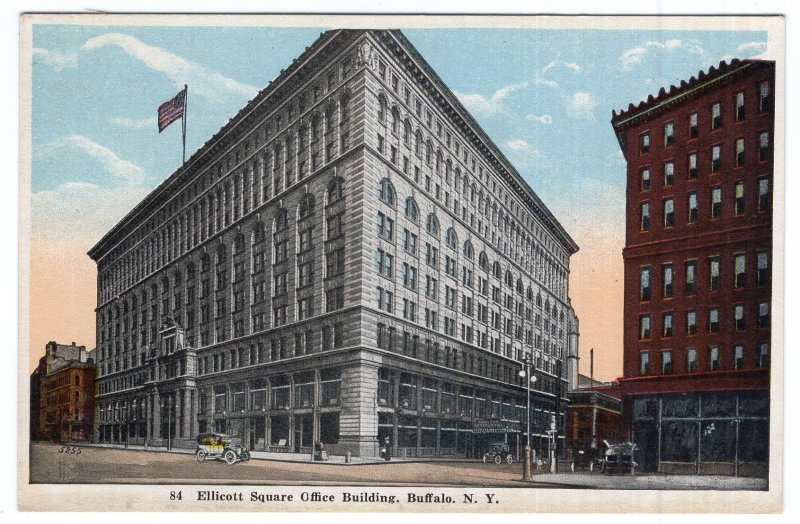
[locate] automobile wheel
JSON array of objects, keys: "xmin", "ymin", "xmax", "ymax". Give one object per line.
[
  {"xmin": 506, "ymin": 454, "xmax": 513, "ymax": 465},
  {"xmin": 494, "ymin": 454, "xmax": 502, "ymax": 465},
  {"xmin": 571, "ymin": 461, "xmax": 576, "ymax": 473},
  {"xmin": 241, "ymin": 450, "xmax": 251, "ymax": 462},
  {"xmin": 196, "ymin": 450, "xmax": 206, "ymax": 463},
  {"xmin": 224, "ymin": 450, "xmax": 237, "ymax": 465},
  {"xmin": 482, "ymin": 454, "xmax": 488, "ymax": 463}
]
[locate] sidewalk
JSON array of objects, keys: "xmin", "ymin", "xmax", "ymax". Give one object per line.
[{"xmin": 528, "ymin": 471, "xmax": 768, "ymax": 490}]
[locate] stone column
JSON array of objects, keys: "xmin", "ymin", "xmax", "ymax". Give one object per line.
[
  {"xmin": 182, "ymin": 388, "xmax": 191, "ymax": 440},
  {"xmin": 338, "ymin": 359, "xmax": 379, "ymax": 457},
  {"xmin": 152, "ymin": 390, "xmax": 161, "ymax": 439}
]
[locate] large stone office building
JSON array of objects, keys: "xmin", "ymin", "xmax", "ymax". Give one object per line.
[
  {"xmin": 89, "ymin": 30, "xmax": 579, "ymax": 458},
  {"xmin": 612, "ymin": 59, "xmax": 774, "ymax": 475}
]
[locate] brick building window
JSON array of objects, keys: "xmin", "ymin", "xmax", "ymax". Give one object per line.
[
  {"xmin": 662, "ymin": 312, "xmax": 673, "ymax": 337},
  {"xmin": 708, "ymin": 308, "xmax": 720, "ymax": 333},
  {"xmin": 664, "ymin": 161, "xmax": 674, "ymax": 186},
  {"xmin": 640, "ymin": 266, "xmax": 651, "ymax": 301},
  {"xmin": 663, "ymin": 198, "xmax": 674, "ymax": 227},
  {"xmin": 639, "ymin": 351, "xmax": 650, "ymax": 375},
  {"xmin": 734, "ymin": 345, "xmax": 745, "ymax": 370},
  {"xmin": 661, "ymin": 350, "xmax": 672, "ymax": 374},
  {"xmin": 735, "ymin": 91, "xmax": 745, "ymax": 121},
  {"xmin": 687, "ymin": 348, "xmax": 698, "ymax": 372},
  {"xmin": 640, "ymin": 168, "xmax": 650, "ymax": 191},
  {"xmin": 711, "ymin": 102, "xmax": 722, "ymax": 130},
  {"xmin": 760, "ymin": 132, "xmax": 770, "ymax": 161},
  {"xmin": 687, "ymin": 192, "xmax": 698, "ymax": 223},
  {"xmin": 685, "ymin": 260, "xmax": 697, "ymax": 294},
  {"xmin": 734, "ymin": 304, "xmax": 746, "ymax": 331},
  {"xmin": 758, "ymin": 177, "xmax": 770, "ymax": 211},
  {"xmin": 758, "ymin": 343, "xmax": 770, "ymax": 368},
  {"xmin": 640, "ymin": 132, "xmax": 650, "ymax": 154},
  {"xmin": 735, "ymin": 138, "xmax": 745, "ymax": 166},
  {"xmin": 639, "ymin": 314, "xmax": 651, "ymax": 339},
  {"xmin": 711, "ymin": 187, "xmax": 722, "ymax": 218},
  {"xmin": 640, "ymin": 202, "xmax": 650, "ymax": 231},
  {"xmin": 689, "ymin": 112, "xmax": 699, "ymax": 138},
  {"xmin": 734, "ymin": 254, "xmax": 746, "ymax": 288},
  {"xmin": 662, "ymin": 263, "xmax": 673, "ymax": 297},
  {"xmin": 686, "ymin": 310, "xmax": 697, "ymax": 335},
  {"xmin": 759, "ymin": 81, "xmax": 770, "ymax": 112},
  {"xmin": 757, "ymin": 251, "xmax": 770, "ymax": 285},
  {"xmin": 664, "ymin": 122, "xmax": 674, "ymax": 146},
  {"xmin": 734, "ymin": 182, "xmax": 745, "ymax": 215},
  {"xmin": 709, "ymin": 346, "xmax": 720, "ymax": 370},
  {"xmin": 757, "ymin": 302, "xmax": 770, "ymax": 328},
  {"xmin": 711, "ymin": 145, "xmax": 721, "ymax": 172},
  {"xmin": 709, "ymin": 256, "xmax": 721, "ymax": 290},
  {"xmin": 688, "ymin": 152, "xmax": 697, "ymax": 178}
]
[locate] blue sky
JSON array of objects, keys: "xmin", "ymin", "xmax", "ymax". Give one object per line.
[{"xmin": 28, "ymin": 24, "xmax": 769, "ymax": 379}]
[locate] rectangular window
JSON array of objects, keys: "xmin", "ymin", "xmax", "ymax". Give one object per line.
[
  {"xmin": 709, "ymin": 256, "xmax": 721, "ymax": 290},
  {"xmin": 662, "ymin": 263, "xmax": 673, "ymax": 297},
  {"xmin": 734, "ymin": 181, "xmax": 745, "ymax": 215},
  {"xmin": 709, "ymin": 346, "xmax": 720, "ymax": 370},
  {"xmin": 734, "ymin": 253, "xmax": 746, "ymax": 288},
  {"xmin": 690, "ymin": 112, "xmax": 699, "ymax": 138},
  {"xmin": 639, "ymin": 351, "xmax": 650, "ymax": 375},
  {"xmin": 735, "ymin": 138, "xmax": 745, "ymax": 166},
  {"xmin": 376, "ymin": 212, "xmax": 394, "ymax": 241},
  {"xmin": 640, "ymin": 132, "xmax": 650, "ymax": 154},
  {"xmin": 757, "ymin": 301, "xmax": 770, "ymax": 328},
  {"xmin": 711, "ymin": 187, "xmax": 722, "ymax": 218},
  {"xmin": 759, "ymin": 343, "xmax": 770, "ymax": 368},
  {"xmin": 734, "ymin": 304, "xmax": 745, "ymax": 331},
  {"xmin": 639, "ymin": 315, "xmax": 651, "ymax": 339},
  {"xmin": 711, "ymin": 102, "xmax": 722, "ymax": 130},
  {"xmin": 640, "ymin": 168, "xmax": 650, "ymax": 191},
  {"xmin": 758, "ymin": 177, "xmax": 770, "ymax": 211},
  {"xmin": 688, "ymin": 152, "xmax": 697, "ymax": 178},
  {"xmin": 734, "ymin": 345, "xmax": 745, "ymax": 370},
  {"xmin": 662, "ymin": 312, "xmax": 673, "ymax": 337},
  {"xmin": 757, "ymin": 251, "xmax": 770, "ymax": 285},
  {"xmin": 640, "ymin": 266, "xmax": 651, "ymax": 301},
  {"xmin": 663, "ymin": 121, "xmax": 674, "ymax": 145},
  {"xmin": 687, "ymin": 191, "xmax": 698, "ymax": 223},
  {"xmin": 661, "ymin": 350, "xmax": 673, "ymax": 374},
  {"xmin": 664, "ymin": 161, "xmax": 674, "ymax": 185},
  {"xmin": 735, "ymin": 91, "xmax": 745, "ymax": 121},
  {"xmin": 711, "ymin": 145, "xmax": 721, "ymax": 172},
  {"xmin": 709, "ymin": 308, "xmax": 720, "ymax": 333},
  {"xmin": 640, "ymin": 202, "xmax": 650, "ymax": 231},
  {"xmin": 402, "ymin": 229, "xmax": 418, "ymax": 255},
  {"xmin": 687, "ymin": 348, "xmax": 698, "ymax": 372},
  {"xmin": 759, "ymin": 81, "xmax": 770, "ymax": 112},
  {"xmin": 686, "ymin": 310, "xmax": 697, "ymax": 335},
  {"xmin": 760, "ymin": 132, "xmax": 770, "ymax": 161},
  {"xmin": 663, "ymin": 199, "xmax": 674, "ymax": 227}
]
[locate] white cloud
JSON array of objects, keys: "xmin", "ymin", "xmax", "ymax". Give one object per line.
[
  {"xmin": 454, "ymin": 81, "xmax": 528, "ymax": 119},
  {"xmin": 532, "ymin": 77, "xmax": 560, "ymax": 89},
  {"xmin": 82, "ymin": 33, "xmax": 258, "ymax": 100},
  {"xmin": 110, "ymin": 116, "xmax": 158, "ymax": 130},
  {"xmin": 32, "ymin": 47, "xmax": 78, "ymax": 71},
  {"xmin": 50, "ymin": 135, "xmax": 146, "ymax": 185},
  {"xmin": 737, "ymin": 41, "xmax": 767, "ymax": 54},
  {"xmin": 542, "ymin": 60, "xmax": 581, "ymax": 74},
  {"xmin": 564, "ymin": 91, "xmax": 597, "ymax": 120},
  {"xmin": 526, "ymin": 114, "xmax": 553, "ymax": 125},
  {"xmin": 620, "ymin": 39, "xmax": 707, "ymax": 70},
  {"xmin": 506, "ymin": 139, "xmax": 530, "ymax": 151}
]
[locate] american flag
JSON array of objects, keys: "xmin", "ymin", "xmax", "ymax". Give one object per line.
[{"xmin": 157, "ymin": 88, "xmax": 186, "ymax": 133}]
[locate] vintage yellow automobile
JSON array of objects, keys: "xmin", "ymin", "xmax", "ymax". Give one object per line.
[{"xmin": 195, "ymin": 432, "xmax": 251, "ymax": 465}]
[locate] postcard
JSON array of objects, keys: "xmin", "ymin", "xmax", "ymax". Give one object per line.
[{"xmin": 18, "ymin": 13, "xmax": 784, "ymax": 513}]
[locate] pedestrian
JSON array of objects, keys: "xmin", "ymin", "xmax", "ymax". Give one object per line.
[{"xmin": 383, "ymin": 436, "xmax": 391, "ymax": 461}]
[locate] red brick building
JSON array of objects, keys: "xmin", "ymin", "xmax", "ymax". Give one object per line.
[
  {"xmin": 30, "ymin": 342, "xmax": 97, "ymax": 442},
  {"xmin": 611, "ymin": 59, "xmax": 774, "ymax": 475}
]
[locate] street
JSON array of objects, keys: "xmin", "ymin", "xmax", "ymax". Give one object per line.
[{"xmin": 28, "ymin": 443, "xmax": 767, "ymax": 490}]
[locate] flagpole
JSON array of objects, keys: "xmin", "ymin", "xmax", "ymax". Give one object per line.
[{"xmin": 182, "ymin": 84, "xmax": 188, "ymax": 165}]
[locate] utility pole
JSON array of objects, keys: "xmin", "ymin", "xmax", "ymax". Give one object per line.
[
  {"xmin": 590, "ymin": 348, "xmax": 598, "ymax": 450},
  {"xmin": 519, "ymin": 350, "xmax": 536, "ymax": 481}
]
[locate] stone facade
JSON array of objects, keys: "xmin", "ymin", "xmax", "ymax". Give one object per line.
[{"xmin": 89, "ymin": 30, "xmax": 579, "ymax": 458}]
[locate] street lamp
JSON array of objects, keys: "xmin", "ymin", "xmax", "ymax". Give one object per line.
[{"xmin": 518, "ymin": 351, "xmax": 537, "ymax": 481}]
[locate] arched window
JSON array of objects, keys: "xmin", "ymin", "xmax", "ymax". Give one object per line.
[
  {"xmin": 463, "ymin": 240, "xmax": 474, "ymax": 260},
  {"xmin": 403, "ymin": 118, "xmax": 412, "ymax": 145},
  {"xmin": 201, "ymin": 253, "xmax": 211, "ymax": 272},
  {"xmin": 391, "ymin": 106, "xmax": 400, "ymax": 134},
  {"xmin": 404, "ymin": 197, "xmax": 419, "ymax": 222},
  {"xmin": 274, "ymin": 207, "xmax": 289, "ymax": 230},
  {"xmin": 505, "ymin": 270, "xmax": 513, "ymax": 287},
  {"xmin": 298, "ymin": 193, "xmax": 316, "ymax": 219},
  {"xmin": 536, "ymin": 292, "xmax": 543, "ymax": 307},
  {"xmin": 479, "ymin": 251, "xmax": 489, "ymax": 270},
  {"xmin": 377, "ymin": 178, "xmax": 395, "ymax": 205},
  {"xmin": 253, "ymin": 221, "xmax": 267, "ymax": 242},
  {"xmin": 445, "ymin": 227, "xmax": 458, "ymax": 249},
  {"xmin": 426, "ymin": 213, "xmax": 440, "ymax": 236},
  {"xmin": 327, "ymin": 177, "xmax": 344, "ymax": 203},
  {"xmin": 516, "ymin": 278, "xmax": 524, "ymax": 294},
  {"xmin": 526, "ymin": 286, "xmax": 533, "ymax": 301},
  {"xmin": 425, "ymin": 140, "xmax": 433, "ymax": 165},
  {"xmin": 493, "ymin": 261, "xmax": 502, "ymax": 279},
  {"xmin": 233, "ymin": 233, "xmax": 245, "ymax": 254},
  {"xmin": 415, "ymin": 130, "xmax": 423, "ymax": 155}
]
